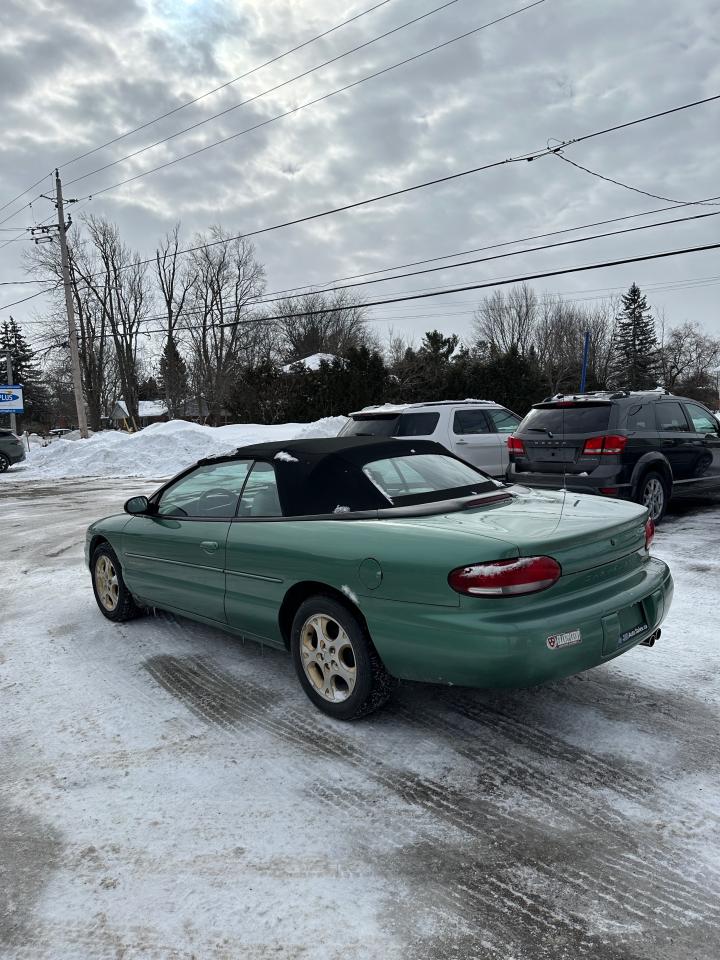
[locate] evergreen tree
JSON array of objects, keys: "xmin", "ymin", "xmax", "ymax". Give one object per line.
[
  {"xmin": 611, "ymin": 284, "xmax": 659, "ymax": 389},
  {"xmin": 0, "ymin": 317, "xmax": 49, "ymax": 430},
  {"xmin": 158, "ymin": 337, "xmax": 189, "ymax": 418}
]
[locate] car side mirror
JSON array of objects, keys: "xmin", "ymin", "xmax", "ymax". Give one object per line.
[{"xmin": 124, "ymin": 495, "xmax": 151, "ymax": 515}]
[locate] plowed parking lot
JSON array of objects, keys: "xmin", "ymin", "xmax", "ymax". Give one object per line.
[{"xmin": 1, "ymin": 480, "xmax": 719, "ymax": 959}]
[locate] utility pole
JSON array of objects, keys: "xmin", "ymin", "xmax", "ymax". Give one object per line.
[
  {"xmin": 55, "ymin": 168, "xmax": 88, "ymax": 438},
  {"xmin": 4, "ymin": 348, "xmax": 17, "ymax": 434}
]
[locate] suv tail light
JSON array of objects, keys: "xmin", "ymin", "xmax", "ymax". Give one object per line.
[
  {"xmin": 645, "ymin": 517, "xmax": 655, "ymax": 550},
  {"xmin": 448, "ymin": 556, "xmax": 561, "ymax": 597},
  {"xmin": 507, "ymin": 435, "xmax": 526, "ymax": 455},
  {"xmin": 582, "ymin": 434, "xmax": 628, "ymax": 456}
]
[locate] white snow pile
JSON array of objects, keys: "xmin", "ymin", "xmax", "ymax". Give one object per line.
[{"xmin": 5, "ymin": 416, "xmax": 348, "ymax": 481}]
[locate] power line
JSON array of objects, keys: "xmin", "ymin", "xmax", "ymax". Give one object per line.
[
  {"xmin": 65, "ymin": 92, "xmax": 720, "ymax": 284},
  {"xmin": 26, "ymin": 271, "xmax": 720, "ymax": 344},
  {"xmin": 66, "ymin": 0, "xmax": 469, "ymax": 187},
  {"xmin": 250, "ymin": 208, "xmax": 720, "ymax": 304},
  {"xmin": 0, "ymin": 285, "xmax": 59, "ymax": 312},
  {"xmin": 60, "ymin": 0, "xmax": 400, "ymax": 170},
  {"xmin": 250, "ymin": 195, "xmax": 720, "ymax": 299},
  {"xmin": 122, "ymin": 208, "xmax": 720, "ymax": 326},
  {"xmin": 554, "ymin": 153, "xmax": 720, "ymax": 206},
  {"xmin": 84, "ymin": 242, "xmax": 720, "ymax": 337},
  {"xmin": 0, "ymin": 0, "xmax": 398, "ymax": 218},
  {"xmin": 4, "ymin": 193, "xmax": 718, "ymax": 289},
  {"xmin": 217, "ymin": 242, "xmax": 720, "ymax": 325},
  {"xmin": 9, "ymin": 96, "xmax": 720, "ymax": 304},
  {"xmin": 71, "ymin": 0, "xmax": 550, "ymax": 199}
]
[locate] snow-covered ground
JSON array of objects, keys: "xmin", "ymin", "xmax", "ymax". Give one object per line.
[
  {"xmin": 1, "ymin": 478, "xmax": 719, "ymax": 959},
  {"xmin": 4, "ymin": 417, "xmax": 347, "ymax": 481}
]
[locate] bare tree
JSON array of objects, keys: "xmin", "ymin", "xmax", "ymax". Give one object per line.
[
  {"xmin": 24, "ymin": 231, "xmax": 114, "ymax": 431},
  {"xmin": 472, "ymin": 284, "xmax": 538, "ymax": 357},
  {"xmin": 532, "ymin": 295, "xmax": 617, "ymax": 394},
  {"xmin": 155, "ymin": 224, "xmax": 193, "ymax": 417},
  {"xmin": 186, "ymin": 228, "xmax": 266, "ymax": 424},
  {"xmin": 532, "ymin": 295, "xmax": 585, "ymax": 395},
  {"xmin": 75, "ymin": 216, "xmax": 149, "ymax": 430},
  {"xmin": 274, "ymin": 289, "xmax": 376, "ymax": 363},
  {"xmin": 659, "ymin": 320, "xmax": 720, "ymax": 391},
  {"xmin": 584, "ymin": 300, "xmax": 617, "ymax": 390}
]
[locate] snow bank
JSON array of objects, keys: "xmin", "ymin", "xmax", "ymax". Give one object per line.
[{"xmin": 5, "ymin": 416, "xmax": 347, "ymax": 480}]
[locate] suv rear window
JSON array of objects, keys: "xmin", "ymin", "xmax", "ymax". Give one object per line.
[
  {"xmin": 343, "ymin": 412, "xmax": 439, "ymax": 437},
  {"xmin": 520, "ymin": 404, "xmax": 611, "ymax": 435}
]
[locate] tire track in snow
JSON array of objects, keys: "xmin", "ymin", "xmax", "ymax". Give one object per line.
[
  {"xmin": 390, "ymin": 698, "xmax": 719, "ymax": 921},
  {"xmin": 142, "ymin": 655, "xmax": 715, "ymax": 957}
]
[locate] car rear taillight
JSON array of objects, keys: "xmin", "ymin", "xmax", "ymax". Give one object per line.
[
  {"xmin": 582, "ymin": 434, "xmax": 628, "ymax": 456},
  {"xmin": 507, "ymin": 435, "xmax": 526, "ymax": 455},
  {"xmin": 448, "ymin": 556, "xmax": 562, "ymax": 597},
  {"xmin": 645, "ymin": 517, "xmax": 655, "ymax": 550}
]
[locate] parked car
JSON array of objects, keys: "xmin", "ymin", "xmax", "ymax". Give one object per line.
[
  {"xmin": 340, "ymin": 400, "xmax": 522, "ymax": 478},
  {"xmin": 86, "ymin": 436, "xmax": 672, "ymax": 720},
  {"xmin": 47, "ymin": 428, "xmax": 74, "ymax": 440},
  {"xmin": 0, "ymin": 429, "xmax": 26, "ymax": 472},
  {"xmin": 507, "ymin": 390, "xmax": 720, "ymax": 521}
]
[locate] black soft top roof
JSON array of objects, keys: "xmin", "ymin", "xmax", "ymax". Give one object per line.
[{"xmin": 200, "ymin": 436, "xmax": 490, "ymax": 516}]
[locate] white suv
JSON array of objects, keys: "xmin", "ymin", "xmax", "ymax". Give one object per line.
[{"xmin": 340, "ymin": 400, "xmax": 522, "ymax": 478}]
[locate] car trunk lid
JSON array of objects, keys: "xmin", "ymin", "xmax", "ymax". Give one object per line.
[{"xmin": 391, "ymin": 488, "xmax": 648, "ymax": 575}]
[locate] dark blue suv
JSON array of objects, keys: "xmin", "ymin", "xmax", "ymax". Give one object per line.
[{"xmin": 507, "ymin": 391, "xmax": 720, "ymax": 522}]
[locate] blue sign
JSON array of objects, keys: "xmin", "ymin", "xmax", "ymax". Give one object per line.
[{"xmin": 0, "ymin": 384, "xmax": 24, "ymax": 414}]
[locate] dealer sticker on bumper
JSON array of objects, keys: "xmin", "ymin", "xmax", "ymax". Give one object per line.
[{"xmin": 547, "ymin": 629, "xmax": 582, "ymax": 650}]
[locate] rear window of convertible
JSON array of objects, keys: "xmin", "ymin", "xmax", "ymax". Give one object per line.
[{"xmin": 362, "ymin": 453, "xmax": 493, "ymax": 503}]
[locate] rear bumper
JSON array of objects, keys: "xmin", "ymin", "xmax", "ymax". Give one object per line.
[
  {"xmin": 363, "ymin": 556, "xmax": 673, "ymax": 688},
  {"xmin": 507, "ymin": 463, "xmax": 630, "ymax": 496}
]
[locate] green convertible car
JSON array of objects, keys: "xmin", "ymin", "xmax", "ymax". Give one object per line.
[{"xmin": 86, "ymin": 437, "xmax": 673, "ymax": 719}]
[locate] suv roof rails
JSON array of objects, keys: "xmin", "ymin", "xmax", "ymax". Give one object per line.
[
  {"xmin": 358, "ymin": 399, "xmax": 500, "ymax": 411},
  {"xmin": 540, "ymin": 390, "xmax": 627, "ymax": 403},
  {"xmin": 540, "ymin": 387, "xmax": 673, "ymax": 403}
]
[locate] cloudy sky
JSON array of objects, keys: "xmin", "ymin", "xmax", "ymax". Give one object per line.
[{"xmin": 1, "ymin": 0, "xmax": 718, "ymax": 353}]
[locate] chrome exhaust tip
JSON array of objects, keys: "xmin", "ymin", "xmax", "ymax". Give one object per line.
[{"xmin": 640, "ymin": 628, "xmax": 661, "ymax": 648}]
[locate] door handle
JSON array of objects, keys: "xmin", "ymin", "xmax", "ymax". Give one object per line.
[
  {"xmin": 456, "ymin": 439, "xmax": 468, "ymax": 444},
  {"xmin": 201, "ymin": 540, "xmax": 219, "ymax": 553}
]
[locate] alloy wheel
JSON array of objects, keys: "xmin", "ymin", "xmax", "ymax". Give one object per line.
[
  {"xmin": 643, "ymin": 477, "xmax": 665, "ymax": 522},
  {"xmin": 95, "ymin": 554, "xmax": 119, "ymax": 612},
  {"xmin": 299, "ymin": 613, "xmax": 357, "ymax": 703}
]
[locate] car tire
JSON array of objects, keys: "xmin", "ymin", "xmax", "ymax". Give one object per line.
[
  {"xmin": 0, "ymin": 453, "xmax": 9, "ymax": 473},
  {"xmin": 91, "ymin": 543, "xmax": 143, "ymax": 622},
  {"xmin": 290, "ymin": 594, "xmax": 396, "ymax": 720},
  {"xmin": 636, "ymin": 470, "xmax": 669, "ymax": 523}
]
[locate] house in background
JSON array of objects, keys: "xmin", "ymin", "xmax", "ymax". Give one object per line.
[
  {"xmin": 281, "ymin": 353, "xmax": 338, "ymax": 373},
  {"xmin": 110, "ymin": 397, "xmax": 214, "ymax": 429},
  {"xmin": 110, "ymin": 400, "xmax": 169, "ymax": 429}
]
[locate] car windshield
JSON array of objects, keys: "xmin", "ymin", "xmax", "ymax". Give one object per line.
[
  {"xmin": 520, "ymin": 404, "xmax": 611, "ymax": 435},
  {"xmin": 362, "ymin": 453, "xmax": 494, "ymax": 504}
]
